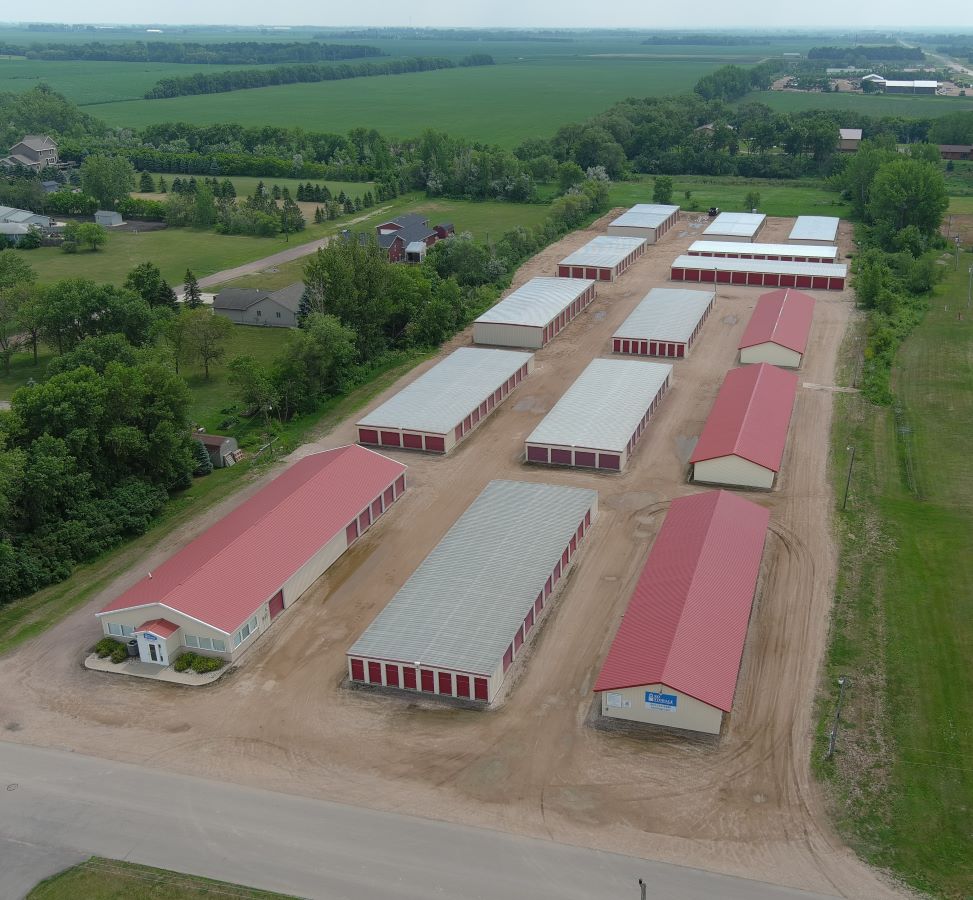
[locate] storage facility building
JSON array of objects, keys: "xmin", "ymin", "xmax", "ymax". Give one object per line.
[
  {"xmin": 593, "ymin": 490, "xmax": 770, "ymax": 735},
  {"xmin": 702, "ymin": 212, "xmax": 766, "ymax": 242},
  {"xmin": 690, "ymin": 363, "xmax": 799, "ymax": 489},
  {"xmin": 611, "ymin": 287, "xmax": 715, "ymax": 359},
  {"xmin": 739, "ymin": 289, "xmax": 815, "ymax": 368},
  {"xmin": 788, "ymin": 216, "xmax": 839, "ymax": 245},
  {"xmin": 473, "ymin": 277, "xmax": 596, "ymax": 349},
  {"xmin": 557, "ymin": 235, "xmax": 646, "ymax": 282},
  {"xmin": 357, "ymin": 347, "xmax": 533, "ymax": 454},
  {"xmin": 606, "ymin": 204, "xmax": 680, "ymax": 243},
  {"xmin": 687, "ymin": 240, "xmax": 838, "ymax": 264},
  {"xmin": 347, "ymin": 480, "xmax": 598, "ymax": 704},
  {"xmin": 525, "ymin": 358, "xmax": 672, "ymax": 472},
  {"xmin": 670, "ymin": 255, "xmax": 847, "ymax": 290},
  {"xmin": 97, "ymin": 446, "xmax": 407, "ymax": 667}
]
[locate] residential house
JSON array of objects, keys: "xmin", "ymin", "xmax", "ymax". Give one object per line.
[
  {"xmin": 0, "ymin": 223, "xmax": 30, "ymax": 246},
  {"xmin": 939, "ymin": 144, "xmax": 973, "ymax": 161},
  {"xmin": 368, "ymin": 213, "xmax": 454, "ymax": 263},
  {"xmin": 838, "ymin": 128, "xmax": 863, "ymax": 152},
  {"xmin": 212, "ymin": 282, "xmax": 304, "ymax": 327},
  {"xmin": 1, "ymin": 135, "xmax": 59, "ymax": 172}
]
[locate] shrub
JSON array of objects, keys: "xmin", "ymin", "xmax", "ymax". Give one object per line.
[
  {"xmin": 172, "ymin": 653, "xmax": 192, "ymax": 672},
  {"xmin": 173, "ymin": 651, "xmax": 225, "ymax": 674},
  {"xmin": 110, "ymin": 646, "xmax": 128, "ymax": 664},
  {"xmin": 61, "ymin": 240, "xmax": 78, "ymax": 254},
  {"xmin": 95, "ymin": 637, "xmax": 124, "ymax": 658}
]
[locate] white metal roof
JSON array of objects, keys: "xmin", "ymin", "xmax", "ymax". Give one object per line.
[
  {"xmin": 689, "ymin": 239, "xmax": 837, "ymax": 259},
  {"xmin": 560, "ymin": 235, "xmax": 646, "ymax": 268},
  {"xmin": 613, "ymin": 288, "xmax": 715, "ymax": 344},
  {"xmin": 703, "ymin": 212, "xmax": 766, "ymax": 238},
  {"xmin": 609, "ymin": 204, "xmax": 680, "ymax": 229},
  {"xmin": 839, "ymin": 128, "xmax": 862, "ymax": 140},
  {"xmin": 884, "ymin": 80, "xmax": 938, "ymax": 88},
  {"xmin": 788, "ymin": 216, "xmax": 840, "ymax": 243},
  {"xmin": 348, "ymin": 480, "xmax": 597, "ymax": 675},
  {"xmin": 673, "ymin": 254, "xmax": 847, "ymax": 278},
  {"xmin": 358, "ymin": 347, "xmax": 533, "ymax": 434},
  {"xmin": 474, "ymin": 277, "xmax": 594, "ymax": 328},
  {"xmin": 526, "ymin": 358, "xmax": 672, "ymax": 453}
]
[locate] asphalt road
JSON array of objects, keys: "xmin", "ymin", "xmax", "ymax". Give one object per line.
[{"xmin": 0, "ymin": 741, "xmax": 837, "ymax": 900}]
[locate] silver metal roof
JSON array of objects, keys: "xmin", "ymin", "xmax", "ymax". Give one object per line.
[
  {"xmin": 613, "ymin": 288, "xmax": 715, "ymax": 343},
  {"xmin": 689, "ymin": 239, "xmax": 837, "ymax": 259},
  {"xmin": 672, "ymin": 254, "xmax": 847, "ymax": 278},
  {"xmin": 474, "ymin": 277, "xmax": 595, "ymax": 328},
  {"xmin": 560, "ymin": 235, "xmax": 646, "ymax": 268},
  {"xmin": 609, "ymin": 204, "xmax": 680, "ymax": 229},
  {"xmin": 787, "ymin": 217, "xmax": 840, "ymax": 243},
  {"xmin": 358, "ymin": 347, "xmax": 533, "ymax": 434},
  {"xmin": 703, "ymin": 212, "xmax": 766, "ymax": 238},
  {"xmin": 526, "ymin": 358, "xmax": 672, "ymax": 453},
  {"xmin": 348, "ymin": 480, "xmax": 597, "ymax": 675}
]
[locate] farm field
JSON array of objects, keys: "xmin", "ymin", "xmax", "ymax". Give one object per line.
[
  {"xmin": 752, "ymin": 89, "xmax": 973, "ymax": 118},
  {"xmin": 821, "ymin": 256, "xmax": 973, "ymax": 898}
]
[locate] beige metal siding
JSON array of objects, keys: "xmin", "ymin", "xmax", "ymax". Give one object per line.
[
  {"xmin": 600, "ymin": 683, "xmax": 724, "ymax": 734},
  {"xmin": 693, "ymin": 455, "xmax": 775, "ymax": 490},
  {"xmin": 606, "ymin": 224, "xmax": 658, "ymax": 242},
  {"xmin": 473, "ymin": 322, "xmax": 543, "ymax": 349},
  {"xmin": 280, "ymin": 530, "xmax": 349, "ymax": 607},
  {"xmin": 740, "ymin": 343, "xmax": 803, "ymax": 368}
]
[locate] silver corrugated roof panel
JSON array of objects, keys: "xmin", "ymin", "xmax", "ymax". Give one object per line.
[
  {"xmin": 560, "ymin": 235, "xmax": 646, "ymax": 268},
  {"xmin": 673, "ymin": 254, "xmax": 847, "ymax": 277},
  {"xmin": 703, "ymin": 212, "xmax": 766, "ymax": 238},
  {"xmin": 475, "ymin": 277, "xmax": 594, "ymax": 327},
  {"xmin": 348, "ymin": 480, "xmax": 597, "ymax": 674},
  {"xmin": 613, "ymin": 288, "xmax": 715, "ymax": 343},
  {"xmin": 609, "ymin": 204, "xmax": 680, "ymax": 229},
  {"xmin": 690, "ymin": 239, "xmax": 838, "ymax": 259},
  {"xmin": 526, "ymin": 358, "xmax": 672, "ymax": 453},
  {"xmin": 788, "ymin": 217, "xmax": 840, "ymax": 243},
  {"xmin": 357, "ymin": 347, "xmax": 533, "ymax": 434}
]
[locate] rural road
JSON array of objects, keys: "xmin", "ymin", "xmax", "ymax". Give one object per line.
[{"xmin": 0, "ymin": 741, "xmax": 836, "ymax": 900}]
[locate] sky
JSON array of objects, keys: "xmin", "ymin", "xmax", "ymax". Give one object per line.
[{"xmin": 4, "ymin": 1, "xmax": 971, "ymax": 30}]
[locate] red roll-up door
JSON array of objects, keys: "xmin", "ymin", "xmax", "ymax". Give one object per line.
[
  {"xmin": 371, "ymin": 497, "xmax": 383, "ymax": 518},
  {"xmin": 380, "ymin": 431, "xmax": 401, "ymax": 447},
  {"xmin": 551, "ymin": 448, "xmax": 572, "ymax": 465},
  {"xmin": 747, "ymin": 272, "xmax": 762, "ymax": 285},
  {"xmin": 553, "ymin": 561, "xmax": 561, "ymax": 584},
  {"xmin": 403, "ymin": 667, "xmax": 417, "ymax": 690},
  {"xmin": 424, "ymin": 435, "xmax": 446, "ymax": 453},
  {"xmin": 367, "ymin": 661, "xmax": 382, "ymax": 684},
  {"xmin": 812, "ymin": 276, "xmax": 828, "ymax": 289},
  {"xmin": 395, "ymin": 474, "xmax": 406, "ymax": 495},
  {"xmin": 269, "ymin": 590, "xmax": 284, "ymax": 620},
  {"xmin": 474, "ymin": 678, "xmax": 488, "ymax": 701},
  {"xmin": 438, "ymin": 671, "xmax": 452, "ymax": 696},
  {"xmin": 524, "ymin": 608, "xmax": 534, "ymax": 633},
  {"xmin": 599, "ymin": 269, "xmax": 611, "ymax": 281},
  {"xmin": 574, "ymin": 450, "xmax": 596, "ymax": 468},
  {"xmin": 535, "ymin": 592, "xmax": 544, "ymax": 616},
  {"xmin": 456, "ymin": 675, "xmax": 470, "ymax": 698},
  {"xmin": 350, "ymin": 659, "xmax": 364, "ymax": 681},
  {"xmin": 677, "ymin": 344, "xmax": 685, "ymax": 358},
  {"xmin": 613, "ymin": 338, "xmax": 622, "ymax": 352},
  {"xmin": 384, "ymin": 486, "xmax": 395, "ymax": 507},
  {"xmin": 358, "ymin": 428, "xmax": 379, "ymax": 445},
  {"xmin": 345, "ymin": 521, "xmax": 358, "ymax": 544},
  {"xmin": 402, "ymin": 433, "xmax": 423, "ymax": 449},
  {"xmin": 598, "ymin": 454, "xmax": 621, "ymax": 470},
  {"xmin": 514, "ymin": 628, "xmax": 524, "ymax": 651},
  {"xmin": 503, "ymin": 644, "xmax": 513, "ymax": 672},
  {"xmin": 420, "ymin": 669, "xmax": 435, "ymax": 692},
  {"xmin": 385, "ymin": 664, "xmax": 400, "ymax": 687},
  {"xmin": 561, "ymin": 548, "xmax": 569, "ymax": 567},
  {"xmin": 527, "ymin": 445, "xmax": 549, "ymax": 463},
  {"xmin": 558, "ymin": 265, "xmax": 569, "ymax": 277},
  {"xmin": 358, "ymin": 509, "xmax": 371, "ymax": 532},
  {"xmin": 640, "ymin": 341, "xmax": 649, "ymax": 355}
]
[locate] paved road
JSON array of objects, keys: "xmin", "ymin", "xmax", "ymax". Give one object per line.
[{"xmin": 0, "ymin": 741, "xmax": 836, "ymax": 900}]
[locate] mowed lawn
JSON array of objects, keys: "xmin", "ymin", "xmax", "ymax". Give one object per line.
[
  {"xmin": 752, "ymin": 89, "xmax": 973, "ymax": 118},
  {"xmin": 823, "ymin": 258, "xmax": 973, "ymax": 897},
  {"xmin": 90, "ymin": 58, "xmax": 724, "ymax": 146}
]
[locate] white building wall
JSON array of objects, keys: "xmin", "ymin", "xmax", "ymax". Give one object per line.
[
  {"xmin": 600, "ymin": 683, "xmax": 724, "ymax": 734},
  {"xmin": 473, "ymin": 322, "xmax": 544, "ymax": 349},
  {"xmin": 606, "ymin": 224, "xmax": 658, "ymax": 242},
  {"xmin": 280, "ymin": 529, "xmax": 350, "ymax": 607},
  {"xmin": 740, "ymin": 343, "xmax": 803, "ymax": 368},
  {"xmin": 693, "ymin": 454, "xmax": 775, "ymax": 490}
]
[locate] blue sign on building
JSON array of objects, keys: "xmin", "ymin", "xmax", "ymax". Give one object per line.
[{"xmin": 645, "ymin": 690, "xmax": 677, "ymax": 710}]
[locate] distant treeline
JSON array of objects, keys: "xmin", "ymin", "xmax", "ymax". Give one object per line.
[
  {"xmin": 807, "ymin": 45, "xmax": 924, "ymax": 64},
  {"xmin": 0, "ymin": 40, "xmax": 382, "ymax": 65},
  {"xmin": 641, "ymin": 34, "xmax": 784, "ymax": 46},
  {"xmin": 144, "ymin": 54, "xmax": 494, "ymax": 99},
  {"xmin": 317, "ymin": 28, "xmax": 573, "ymax": 43},
  {"xmin": 694, "ymin": 61, "xmax": 783, "ymax": 102}
]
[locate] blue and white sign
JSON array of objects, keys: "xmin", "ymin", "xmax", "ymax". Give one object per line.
[{"xmin": 645, "ymin": 691, "xmax": 677, "ymax": 710}]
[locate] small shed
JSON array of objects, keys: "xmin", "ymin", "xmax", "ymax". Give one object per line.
[
  {"xmin": 606, "ymin": 204, "xmax": 680, "ymax": 243},
  {"xmin": 702, "ymin": 212, "xmax": 766, "ymax": 243},
  {"xmin": 557, "ymin": 236, "xmax": 646, "ymax": 282},
  {"xmin": 198, "ymin": 434, "xmax": 241, "ymax": 468},
  {"xmin": 94, "ymin": 210, "xmax": 123, "ymax": 227},
  {"xmin": 739, "ymin": 289, "xmax": 815, "ymax": 369},
  {"xmin": 838, "ymin": 129, "xmax": 862, "ymax": 152},
  {"xmin": 612, "ymin": 288, "xmax": 715, "ymax": 359}
]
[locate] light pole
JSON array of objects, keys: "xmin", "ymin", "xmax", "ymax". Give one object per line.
[
  {"xmin": 826, "ymin": 675, "xmax": 849, "ymax": 760},
  {"xmin": 967, "ymin": 265, "xmax": 972, "ymax": 309},
  {"xmin": 842, "ymin": 445, "xmax": 856, "ymax": 511}
]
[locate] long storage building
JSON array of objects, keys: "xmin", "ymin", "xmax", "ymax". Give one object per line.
[
  {"xmin": 690, "ymin": 363, "xmax": 799, "ymax": 490},
  {"xmin": 606, "ymin": 203, "xmax": 680, "ymax": 243},
  {"xmin": 558, "ymin": 235, "xmax": 646, "ymax": 282},
  {"xmin": 347, "ymin": 480, "xmax": 598, "ymax": 704},
  {"xmin": 593, "ymin": 490, "xmax": 770, "ymax": 736},
  {"xmin": 702, "ymin": 212, "xmax": 766, "ymax": 242},
  {"xmin": 611, "ymin": 287, "xmax": 715, "ymax": 359},
  {"xmin": 473, "ymin": 277, "xmax": 596, "ymax": 349},
  {"xmin": 739, "ymin": 288, "xmax": 815, "ymax": 368},
  {"xmin": 788, "ymin": 215, "xmax": 839, "ymax": 245},
  {"xmin": 357, "ymin": 347, "xmax": 533, "ymax": 454},
  {"xmin": 525, "ymin": 358, "xmax": 672, "ymax": 472},
  {"xmin": 687, "ymin": 240, "xmax": 838, "ymax": 264},
  {"xmin": 97, "ymin": 446, "xmax": 407, "ymax": 667},
  {"xmin": 670, "ymin": 255, "xmax": 847, "ymax": 290}
]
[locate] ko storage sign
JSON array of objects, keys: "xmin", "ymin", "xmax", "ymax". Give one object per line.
[{"xmin": 645, "ymin": 690, "xmax": 677, "ymax": 710}]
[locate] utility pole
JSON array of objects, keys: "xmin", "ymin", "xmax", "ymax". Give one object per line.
[
  {"xmin": 825, "ymin": 675, "xmax": 849, "ymax": 760},
  {"xmin": 967, "ymin": 264, "xmax": 972, "ymax": 309},
  {"xmin": 842, "ymin": 445, "xmax": 856, "ymax": 511}
]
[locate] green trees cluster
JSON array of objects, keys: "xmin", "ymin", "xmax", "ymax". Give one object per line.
[{"xmin": 79, "ymin": 153, "xmax": 135, "ymax": 209}]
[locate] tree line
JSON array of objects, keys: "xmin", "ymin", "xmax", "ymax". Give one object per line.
[{"xmin": 806, "ymin": 45, "xmax": 924, "ymax": 64}]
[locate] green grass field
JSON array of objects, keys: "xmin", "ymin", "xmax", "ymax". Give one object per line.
[
  {"xmin": 752, "ymin": 89, "xmax": 973, "ymax": 118},
  {"xmin": 820, "ymin": 256, "xmax": 973, "ymax": 898},
  {"xmin": 28, "ymin": 857, "xmax": 298, "ymax": 899}
]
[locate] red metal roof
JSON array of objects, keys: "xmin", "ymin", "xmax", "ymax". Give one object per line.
[
  {"xmin": 98, "ymin": 446, "xmax": 406, "ymax": 634},
  {"xmin": 135, "ymin": 618, "xmax": 179, "ymax": 638},
  {"xmin": 738, "ymin": 289, "xmax": 815, "ymax": 355},
  {"xmin": 689, "ymin": 364, "xmax": 798, "ymax": 472},
  {"xmin": 593, "ymin": 491, "xmax": 770, "ymax": 711}
]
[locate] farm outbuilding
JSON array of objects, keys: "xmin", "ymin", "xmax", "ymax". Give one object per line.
[
  {"xmin": 606, "ymin": 203, "xmax": 680, "ymax": 243},
  {"xmin": 701, "ymin": 212, "xmax": 766, "ymax": 243},
  {"xmin": 557, "ymin": 235, "xmax": 646, "ymax": 282},
  {"xmin": 690, "ymin": 363, "xmax": 799, "ymax": 490},
  {"xmin": 357, "ymin": 347, "xmax": 533, "ymax": 454},
  {"xmin": 788, "ymin": 216, "xmax": 839, "ymax": 245},
  {"xmin": 611, "ymin": 287, "xmax": 715, "ymax": 359},
  {"xmin": 525, "ymin": 358, "xmax": 672, "ymax": 472},
  {"xmin": 97, "ymin": 446, "xmax": 407, "ymax": 668},
  {"xmin": 94, "ymin": 210, "xmax": 123, "ymax": 227},
  {"xmin": 473, "ymin": 277, "xmax": 596, "ymax": 349},
  {"xmin": 593, "ymin": 490, "xmax": 770, "ymax": 736},
  {"xmin": 347, "ymin": 480, "xmax": 598, "ymax": 705},
  {"xmin": 739, "ymin": 289, "xmax": 816, "ymax": 368},
  {"xmin": 687, "ymin": 240, "xmax": 838, "ymax": 264},
  {"xmin": 670, "ymin": 255, "xmax": 847, "ymax": 290}
]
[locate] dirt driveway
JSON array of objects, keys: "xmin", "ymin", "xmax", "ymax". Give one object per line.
[{"xmin": 0, "ymin": 213, "xmax": 904, "ymax": 898}]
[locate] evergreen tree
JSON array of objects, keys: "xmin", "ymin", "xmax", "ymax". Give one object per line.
[
  {"xmin": 192, "ymin": 439, "xmax": 213, "ymax": 476},
  {"xmin": 183, "ymin": 269, "xmax": 203, "ymax": 309},
  {"xmin": 157, "ymin": 176, "xmax": 168, "ymax": 193},
  {"xmin": 139, "ymin": 171, "xmax": 155, "ymax": 192},
  {"xmin": 271, "ymin": 184, "xmax": 281, "ymax": 200},
  {"xmin": 171, "ymin": 177, "xmax": 184, "ymax": 193},
  {"xmin": 220, "ymin": 178, "xmax": 236, "ymax": 198},
  {"xmin": 313, "ymin": 206, "xmax": 324, "ymax": 224}
]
